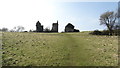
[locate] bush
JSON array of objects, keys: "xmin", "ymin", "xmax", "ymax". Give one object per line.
[
  {"xmin": 102, "ymin": 30, "xmax": 110, "ymax": 35},
  {"xmin": 90, "ymin": 30, "xmax": 102, "ymax": 35},
  {"xmin": 44, "ymin": 27, "xmax": 51, "ymax": 32},
  {"xmin": 90, "ymin": 29, "xmax": 120, "ymax": 36},
  {"xmin": 113, "ymin": 29, "xmax": 120, "ymax": 36},
  {"xmin": 102, "ymin": 30, "xmax": 120, "ymax": 36}
]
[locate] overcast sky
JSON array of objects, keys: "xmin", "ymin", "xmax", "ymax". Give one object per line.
[{"xmin": 0, "ymin": 0, "xmax": 118, "ymax": 32}]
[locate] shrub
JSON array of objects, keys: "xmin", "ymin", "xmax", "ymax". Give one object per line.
[
  {"xmin": 113, "ymin": 29, "xmax": 120, "ymax": 36},
  {"xmin": 102, "ymin": 30, "xmax": 110, "ymax": 35},
  {"xmin": 90, "ymin": 30, "xmax": 102, "ymax": 35}
]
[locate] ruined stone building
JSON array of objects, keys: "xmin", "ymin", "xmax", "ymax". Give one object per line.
[
  {"xmin": 35, "ymin": 20, "xmax": 79, "ymax": 33},
  {"xmin": 65, "ymin": 23, "xmax": 74, "ymax": 32},
  {"xmin": 65, "ymin": 23, "xmax": 79, "ymax": 32},
  {"xmin": 36, "ymin": 21, "xmax": 43, "ymax": 32},
  {"xmin": 51, "ymin": 20, "xmax": 58, "ymax": 32}
]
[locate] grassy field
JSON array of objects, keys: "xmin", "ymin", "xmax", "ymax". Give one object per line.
[{"xmin": 2, "ymin": 32, "xmax": 118, "ymax": 66}]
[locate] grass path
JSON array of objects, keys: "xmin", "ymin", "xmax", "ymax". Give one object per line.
[
  {"xmin": 58, "ymin": 33, "xmax": 94, "ymax": 66},
  {"xmin": 58, "ymin": 33, "xmax": 78, "ymax": 65}
]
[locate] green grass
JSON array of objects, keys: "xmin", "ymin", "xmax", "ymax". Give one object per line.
[{"xmin": 2, "ymin": 32, "xmax": 118, "ymax": 66}]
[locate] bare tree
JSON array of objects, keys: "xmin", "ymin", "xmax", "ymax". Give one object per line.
[
  {"xmin": 116, "ymin": 2, "xmax": 120, "ymax": 29},
  {"xmin": 99, "ymin": 11, "xmax": 117, "ymax": 35},
  {"xmin": 13, "ymin": 26, "xmax": 25, "ymax": 32},
  {"xmin": 9, "ymin": 29, "xmax": 15, "ymax": 32},
  {"xmin": 44, "ymin": 27, "xmax": 51, "ymax": 32},
  {"xmin": 118, "ymin": 1, "xmax": 120, "ymax": 18}
]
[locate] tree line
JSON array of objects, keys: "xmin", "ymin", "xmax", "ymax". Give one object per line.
[
  {"xmin": 0, "ymin": 26, "xmax": 52, "ymax": 32},
  {"xmin": 0, "ymin": 26, "xmax": 25, "ymax": 32}
]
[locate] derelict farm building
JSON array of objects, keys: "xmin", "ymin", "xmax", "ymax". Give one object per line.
[
  {"xmin": 65, "ymin": 23, "xmax": 79, "ymax": 32},
  {"xmin": 36, "ymin": 20, "xmax": 58, "ymax": 32},
  {"xmin": 65, "ymin": 23, "xmax": 74, "ymax": 32},
  {"xmin": 35, "ymin": 21, "xmax": 79, "ymax": 33},
  {"xmin": 36, "ymin": 21, "xmax": 43, "ymax": 32},
  {"xmin": 51, "ymin": 20, "xmax": 58, "ymax": 32}
]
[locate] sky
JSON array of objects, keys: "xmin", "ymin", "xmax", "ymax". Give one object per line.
[{"xmin": 0, "ymin": 0, "xmax": 119, "ymax": 32}]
